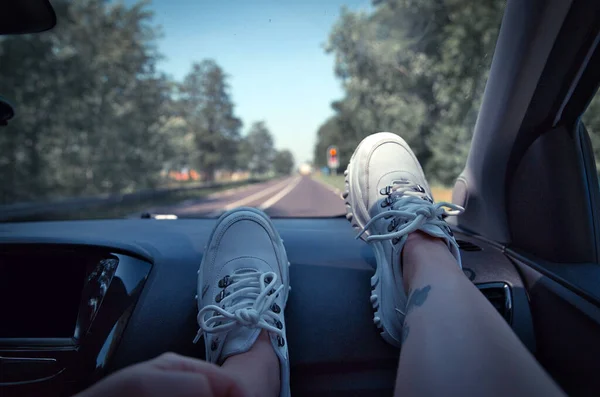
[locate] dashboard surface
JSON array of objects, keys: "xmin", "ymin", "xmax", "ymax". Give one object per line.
[{"xmin": 0, "ymin": 218, "xmax": 534, "ymax": 396}]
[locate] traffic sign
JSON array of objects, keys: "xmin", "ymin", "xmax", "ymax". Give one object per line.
[{"xmin": 327, "ymin": 146, "xmax": 339, "ymax": 170}]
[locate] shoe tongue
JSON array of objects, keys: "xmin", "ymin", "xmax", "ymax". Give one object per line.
[
  {"xmin": 228, "ymin": 269, "xmax": 260, "ymax": 307},
  {"xmin": 369, "ymin": 191, "xmax": 427, "ymax": 219}
]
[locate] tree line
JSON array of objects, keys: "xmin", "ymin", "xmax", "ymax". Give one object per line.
[
  {"xmin": 314, "ymin": 0, "xmax": 506, "ymax": 185},
  {"xmin": 315, "ymin": 0, "xmax": 600, "ymax": 184},
  {"xmin": 0, "ymin": 0, "xmax": 295, "ymax": 205}
]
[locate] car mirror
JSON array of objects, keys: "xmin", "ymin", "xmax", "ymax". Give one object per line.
[
  {"xmin": 0, "ymin": 97, "xmax": 15, "ymax": 126},
  {"xmin": 0, "ymin": 0, "xmax": 56, "ymax": 35}
]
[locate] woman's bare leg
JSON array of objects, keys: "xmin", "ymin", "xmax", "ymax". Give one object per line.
[
  {"xmin": 221, "ymin": 330, "xmax": 280, "ymax": 397},
  {"xmin": 394, "ymin": 231, "xmax": 564, "ymax": 397}
]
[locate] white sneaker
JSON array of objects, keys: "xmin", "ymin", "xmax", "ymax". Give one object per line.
[
  {"xmin": 344, "ymin": 132, "xmax": 464, "ymax": 347},
  {"xmin": 194, "ymin": 207, "xmax": 290, "ymax": 397}
]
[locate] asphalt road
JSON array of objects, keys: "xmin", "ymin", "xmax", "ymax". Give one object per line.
[{"xmin": 148, "ymin": 176, "xmax": 347, "ymax": 218}]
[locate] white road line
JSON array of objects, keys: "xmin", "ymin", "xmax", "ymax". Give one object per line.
[
  {"xmin": 220, "ymin": 177, "xmax": 293, "ymax": 211},
  {"xmin": 259, "ymin": 176, "xmax": 302, "ymax": 210}
]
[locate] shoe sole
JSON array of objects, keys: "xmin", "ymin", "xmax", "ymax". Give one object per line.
[{"xmin": 343, "ymin": 134, "xmax": 409, "ymax": 347}]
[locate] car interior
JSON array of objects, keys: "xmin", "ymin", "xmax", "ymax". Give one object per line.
[{"xmin": 1, "ymin": 0, "xmax": 600, "ymax": 396}]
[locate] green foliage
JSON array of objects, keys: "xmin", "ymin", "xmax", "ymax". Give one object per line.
[
  {"xmin": 313, "ymin": 116, "xmax": 353, "ymax": 169},
  {"xmin": 0, "ymin": 0, "xmax": 292, "ymax": 205},
  {"xmin": 0, "ymin": 0, "xmax": 173, "ymax": 203},
  {"xmin": 241, "ymin": 121, "xmax": 276, "ymax": 175},
  {"xmin": 180, "ymin": 60, "xmax": 242, "ymax": 180},
  {"xmin": 0, "ymin": 0, "xmax": 171, "ymax": 202},
  {"xmin": 583, "ymin": 93, "xmax": 600, "ymax": 176},
  {"xmin": 317, "ymin": 0, "xmax": 506, "ymax": 186},
  {"xmin": 273, "ymin": 150, "xmax": 295, "ymax": 175}
]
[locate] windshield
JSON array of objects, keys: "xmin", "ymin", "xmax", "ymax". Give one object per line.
[{"xmin": 0, "ymin": 0, "xmax": 505, "ymax": 220}]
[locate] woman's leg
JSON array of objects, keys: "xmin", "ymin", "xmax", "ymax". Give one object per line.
[
  {"xmin": 221, "ymin": 330, "xmax": 280, "ymax": 396},
  {"xmin": 77, "ymin": 207, "xmax": 289, "ymax": 397},
  {"xmin": 394, "ymin": 231, "xmax": 564, "ymax": 397}
]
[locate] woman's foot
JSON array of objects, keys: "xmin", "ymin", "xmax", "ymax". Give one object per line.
[
  {"xmin": 194, "ymin": 207, "xmax": 291, "ymax": 397},
  {"xmin": 344, "ymin": 132, "xmax": 463, "ymax": 347}
]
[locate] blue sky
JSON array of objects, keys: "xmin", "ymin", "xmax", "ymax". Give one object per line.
[{"xmin": 139, "ymin": 0, "xmax": 370, "ymax": 165}]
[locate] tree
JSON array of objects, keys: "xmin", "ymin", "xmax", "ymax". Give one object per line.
[
  {"xmin": 313, "ymin": 116, "xmax": 348, "ymax": 169},
  {"xmin": 242, "ymin": 121, "xmax": 275, "ymax": 175},
  {"xmin": 319, "ymin": 0, "xmax": 505, "ymax": 185},
  {"xmin": 180, "ymin": 60, "xmax": 242, "ymax": 181},
  {"xmin": 0, "ymin": 0, "xmax": 174, "ymax": 202},
  {"xmin": 273, "ymin": 150, "xmax": 295, "ymax": 175}
]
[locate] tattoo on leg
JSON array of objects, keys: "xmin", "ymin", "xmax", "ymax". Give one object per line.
[
  {"xmin": 400, "ymin": 285, "xmax": 430, "ymax": 344},
  {"xmin": 406, "ymin": 285, "xmax": 431, "ymax": 315}
]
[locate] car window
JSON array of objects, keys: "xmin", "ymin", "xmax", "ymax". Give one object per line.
[
  {"xmin": 583, "ymin": 91, "xmax": 600, "ymax": 179},
  {"xmin": 0, "ymin": 0, "xmax": 506, "ymax": 219}
]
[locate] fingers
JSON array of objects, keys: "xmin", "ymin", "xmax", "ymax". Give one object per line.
[
  {"xmin": 76, "ymin": 353, "xmax": 247, "ymax": 397},
  {"xmin": 123, "ymin": 369, "xmax": 218, "ymax": 397},
  {"xmin": 149, "ymin": 352, "xmax": 246, "ymax": 397}
]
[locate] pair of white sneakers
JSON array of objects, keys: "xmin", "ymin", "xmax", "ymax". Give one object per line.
[{"xmin": 193, "ymin": 132, "xmax": 464, "ymax": 397}]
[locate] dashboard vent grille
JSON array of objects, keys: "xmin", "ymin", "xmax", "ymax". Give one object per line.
[
  {"xmin": 457, "ymin": 239, "xmax": 482, "ymax": 251},
  {"xmin": 477, "ymin": 283, "xmax": 512, "ymax": 324}
]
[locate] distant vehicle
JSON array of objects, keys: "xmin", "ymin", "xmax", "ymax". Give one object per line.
[{"xmin": 298, "ymin": 163, "xmax": 312, "ymax": 176}]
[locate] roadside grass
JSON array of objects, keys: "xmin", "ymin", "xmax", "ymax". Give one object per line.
[
  {"xmin": 431, "ymin": 186, "xmax": 453, "ymax": 203},
  {"xmin": 313, "ymin": 173, "xmax": 453, "ymax": 203},
  {"xmin": 25, "ymin": 181, "xmax": 261, "ymax": 221},
  {"xmin": 312, "ymin": 173, "xmax": 346, "ymax": 191}
]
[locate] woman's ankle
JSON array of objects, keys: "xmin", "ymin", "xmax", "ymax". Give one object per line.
[{"xmin": 401, "ymin": 231, "xmax": 457, "ymax": 291}]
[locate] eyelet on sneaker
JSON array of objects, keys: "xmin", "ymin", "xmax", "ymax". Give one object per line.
[
  {"xmin": 264, "ymin": 275, "xmax": 273, "ymax": 284},
  {"xmin": 271, "ymin": 303, "xmax": 281, "ymax": 313},
  {"xmin": 392, "ymin": 237, "xmax": 400, "ymax": 245},
  {"xmin": 267, "ymin": 288, "xmax": 275, "ymax": 296},
  {"xmin": 379, "ymin": 186, "xmax": 392, "ymax": 195},
  {"xmin": 387, "ymin": 220, "xmax": 396, "ymax": 232},
  {"xmin": 381, "ymin": 196, "xmax": 393, "ymax": 208},
  {"xmin": 275, "ymin": 320, "xmax": 283, "ymax": 329},
  {"xmin": 215, "ymin": 290, "xmax": 225, "ymax": 303},
  {"xmin": 277, "ymin": 336, "xmax": 285, "ymax": 347},
  {"xmin": 218, "ymin": 275, "xmax": 230, "ymax": 288}
]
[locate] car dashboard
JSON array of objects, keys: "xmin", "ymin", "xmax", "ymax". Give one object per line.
[{"xmin": 0, "ymin": 218, "xmax": 535, "ymax": 397}]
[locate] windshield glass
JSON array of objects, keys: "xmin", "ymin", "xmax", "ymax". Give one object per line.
[{"xmin": 0, "ymin": 0, "xmax": 505, "ymax": 220}]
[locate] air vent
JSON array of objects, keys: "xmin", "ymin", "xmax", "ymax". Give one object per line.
[
  {"xmin": 477, "ymin": 283, "xmax": 513, "ymax": 324},
  {"xmin": 457, "ymin": 239, "xmax": 482, "ymax": 251}
]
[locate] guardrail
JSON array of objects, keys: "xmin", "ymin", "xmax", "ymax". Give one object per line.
[{"xmin": 0, "ymin": 178, "xmax": 267, "ymax": 222}]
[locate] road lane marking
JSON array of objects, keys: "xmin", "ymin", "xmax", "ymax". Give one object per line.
[
  {"xmin": 211, "ymin": 177, "xmax": 293, "ymax": 215},
  {"xmin": 259, "ymin": 176, "xmax": 302, "ymax": 210}
]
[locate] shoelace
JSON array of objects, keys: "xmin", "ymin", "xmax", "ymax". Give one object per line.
[
  {"xmin": 193, "ymin": 270, "xmax": 284, "ymax": 344},
  {"xmin": 357, "ymin": 181, "xmax": 464, "ymax": 242}
]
